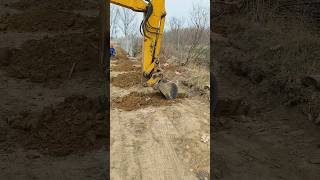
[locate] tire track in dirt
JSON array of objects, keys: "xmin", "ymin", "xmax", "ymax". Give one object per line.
[{"xmin": 110, "ymin": 57, "xmax": 210, "ymax": 179}]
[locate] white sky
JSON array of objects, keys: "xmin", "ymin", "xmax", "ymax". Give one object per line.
[
  {"xmin": 111, "ymin": 0, "xmax": 210, "ymax": 37},
  {"xmin": 166, "ymin": 0, "xmax": 209, "ymax": 20}
]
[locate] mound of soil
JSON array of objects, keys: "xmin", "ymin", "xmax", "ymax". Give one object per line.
[
  {"xmin": 1, "ymin": 32, "xmax": 100, "ymax": 86},
  {"xmin": 213, "ymin": 16, "xmax": 320, "ymax": 107},
  {"xmin": 111, "ymin": 72, "xmax": 141, "ymax": 88},
  {"xmin": 0, "ymin": 8, "xmax": 98, "ymax": 32},
  {"xmin": 10, "ymin": 0, "xmax": 98, "ymax": 10},
  {"xmin": 112, "ymin": 92, "xmax": 187, "ymax": 111},
  {"xmin": 9, "ymin": 95, "xmax": 107, "ymax": 156},
  {"xmin": 114, "ymin": 48, "xmax": 130, "ymax": 60},
  {"xmin": 111, "ymin": 61, "xmax": 141, "ymax": 72}
]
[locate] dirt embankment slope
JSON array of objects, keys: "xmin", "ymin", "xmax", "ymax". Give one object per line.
[
  {"xmin": 1, "ymin": 32, "xmax": 100, "ymax": 86},
  {"xmin": 9, "ymin": 0, "xmax": 98, "ymax": 10},
  {"xmin": 0, "ymin": 0, "xmax": 107, "ymax": 179},
  {"xmin": 212, "ymin": 8, "xmax": 320, "ymax": 179}
]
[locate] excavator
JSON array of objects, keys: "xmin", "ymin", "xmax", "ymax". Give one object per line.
[{"xmin": 100, "ymin": 0, "xmax": 178, "ymax": 99}]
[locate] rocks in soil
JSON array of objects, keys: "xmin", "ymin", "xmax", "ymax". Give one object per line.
[{"xmin": 200, "ymin": 134, "xmax": 210, "ymax": 144}]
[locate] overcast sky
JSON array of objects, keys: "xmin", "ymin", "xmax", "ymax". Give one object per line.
[
  {"xmin": 166, "ymin": 0, "xmax": 209, "ymax": 20},
  {"xmin": 111, "ymin": 0, "xmax": 209, "ymax": 37}
]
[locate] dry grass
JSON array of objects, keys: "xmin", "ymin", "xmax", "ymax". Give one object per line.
[{"xmin": 187, "ymin": 65, "xmax": 210, "ymax": 89}]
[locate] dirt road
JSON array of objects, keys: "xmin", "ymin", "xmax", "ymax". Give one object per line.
[{"xmin": 110, "ymin": 58, "xmax": 210, "ymax": 179}]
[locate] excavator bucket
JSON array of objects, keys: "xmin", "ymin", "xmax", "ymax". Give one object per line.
[{"xmin": 158, "ymin": 80, "xmax": 178, "ymax": 100}]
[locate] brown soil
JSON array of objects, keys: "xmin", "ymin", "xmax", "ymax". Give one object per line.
[
  {"xmin": 9, "ymin": 0, "xmax": 98, "ymax": 10},
  {"xmin": 112, "ymin": 92, "xmax": 188, "ymax": 111},
  {"xmin": 111, "ymin": 71, "xmax": 141, "ymax": 88},
  {"xmin": 0, "ymin": 8, "xmax": 98, "ymax": 32},
  {"xmin": 8, "ymin": 95, "xmax": 107, "ymax": 157},
  {"xmin": 1, "ymin": 32, "xmax": 100, "ymax": 86},
  {"xmin": 111, "ymin": 61, "xmax": 141, "ymax": 72},
  {"xmin": 114, "ymin": 47, "xmax": 130, "ymax": 60},
  {"xmin": 212, "ymin": 6, "xmax": 320, "ymax": 179},
  {"xmin": 0, "ymin": 0, "xmax": 107, "ymax": 178},
  {"xmin": 212, "ymin": 15, "xmax": 320, "ymax": 109}
]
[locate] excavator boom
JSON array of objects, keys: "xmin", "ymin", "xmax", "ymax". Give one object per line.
[
  {"xmin": 110, "ymin": 0, "xmax": 147, "ymax": 12},
  {"xmin": 109, "ymin": 0, "xmax": 178, "ymax": 99}
]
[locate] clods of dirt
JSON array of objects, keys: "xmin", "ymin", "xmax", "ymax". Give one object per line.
[
  {"xmin": 0, "ymin": 8, "xmax": 98, "ymax": 32},
  {"xmin": 9, "ymin": 0, "xmax": 98, "ymax": 10},
  {"xmin": 111, "ymin": 72, "xmax": 141, "ymax": 88},
  {"xmin": 1, "ymin": 32, "xmax": 100, "ymax": 86},
  {"xmin": 9, "ymin": 95, "xmax": 107, "ymax": 157},
  {"xmin": 112, "ymin": 92, "xmax": 187, "ymax": 111}
]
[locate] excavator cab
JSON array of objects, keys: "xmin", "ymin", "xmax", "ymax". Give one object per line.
[{"xmin": 100, "ymin": 0, "xmax": 178, "ymax": 99}]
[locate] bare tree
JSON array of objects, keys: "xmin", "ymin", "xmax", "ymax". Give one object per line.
[
  {"xmin": 118, "ymin": 8, "xmax": 137, "ymax": 56},
  {"xmin": 118, "ymin": 8, "xmax": 136, "ymax": 37},
  {"xmin": 169, "ymin": 17, "xmax": 185, "ymax": 53},
  {"xmin": 110, "ymin": 5, "xmax": 120, "ymax": 39},
  {"xmin": 130, "ymin": 31, "xmax": 142, "ymax": 57},
  {"xmin": 182, "ymin": 3, "xmax": 209, "ymax": 66}
]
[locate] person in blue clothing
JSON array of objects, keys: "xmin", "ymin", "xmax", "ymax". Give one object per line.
[{"xmin": 109, "ymin": 44, "xmax": 116, "ymax": 57}]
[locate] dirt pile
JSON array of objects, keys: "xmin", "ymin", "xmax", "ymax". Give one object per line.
[
  {"xmin": 213, "ymin": 16, "xmax": 320, "ymax": 107},
  {"xmin": 111, "ymin": 72, "xmax": 141, "ymax": 88},
  {"xmin": 0, "ymin": 32, "xmax": 100, "ymax": 86},
  {"xmin": 10, "ymin": 0, "xmax": 98, "ymax": 10},
  {"xmin": 8, "ymin": 95, "xmax": 107, "ymax": 156},
  {"xmin": 111, "ymin": 61, "xmax": 140, "ymax": 72},
  {"xmin": 110, "ymin": 47, "xmax": 141, "ymax": 72},
  {"xmin": 112, "ymin": 92, "xmax": 187, "ymax": 111},
  {"xmin": 0, "ymin": 8, "xmax": 98, "ymax": 32},
  {"xmin": 114, "ymin": 47, "xmax": 130, "ymax": 60}
]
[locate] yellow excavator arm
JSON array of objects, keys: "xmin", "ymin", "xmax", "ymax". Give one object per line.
[
  {"xmin": 109, "ymin": 0, "xmax": 177, "ymax": 99},
  {"xmin": 110, "ymin": 0, "xmax": 147, "ymax": 12}
]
